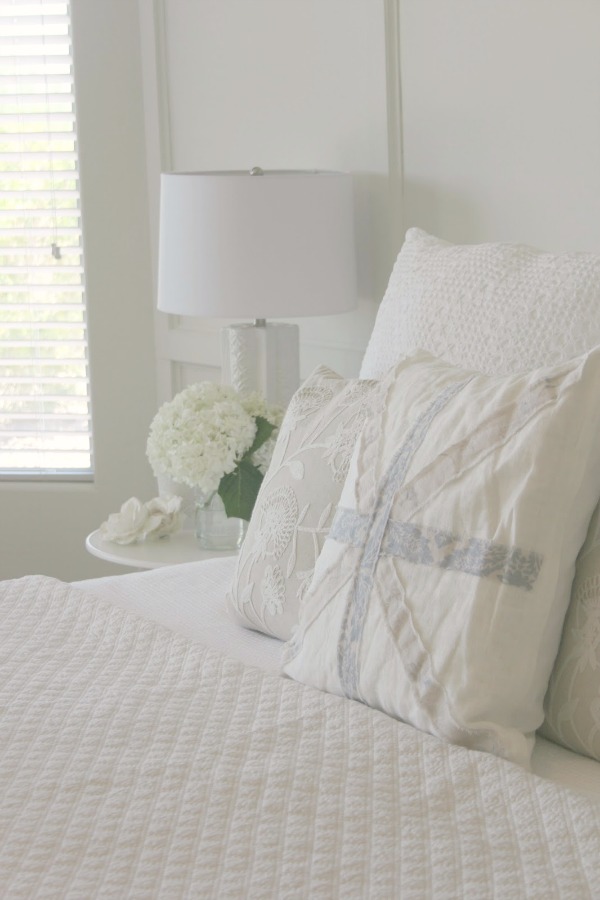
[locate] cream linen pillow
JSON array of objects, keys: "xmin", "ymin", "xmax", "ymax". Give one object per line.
[
  {"xmin": 228, "ymin": 366, "xmax": 377, "ymax": 641},
  {"xmin": 283, "ymin": 348, "xmax": 600, "ymax": 769},
  {"xmin": 359, "ymin": 227, "xmax": 600, "ymax": 760}
]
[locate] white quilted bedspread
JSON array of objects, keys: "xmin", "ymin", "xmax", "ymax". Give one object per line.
[{"xmin": 1, "ymin": 577, "xmax": 600, "ymax": 899}]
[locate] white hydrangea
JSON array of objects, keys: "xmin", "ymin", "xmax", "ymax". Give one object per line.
[
  {"xmin": 240, "ymin": 392, "xmax": 284, "ymax": 473},
  {"xmin": 146, "ymin": 383, "xmax": 257, "ymax": 495},
  {"xmin": 240, "ymin": 392, "xmax": 283, "ymax": 426}
]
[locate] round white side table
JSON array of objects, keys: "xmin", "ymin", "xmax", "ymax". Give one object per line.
[{"xmin": 85, "ymin": 529, "xmax": 236, "ymax": 570}]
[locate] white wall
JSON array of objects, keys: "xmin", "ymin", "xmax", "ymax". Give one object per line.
[
  {"xmin": 400, "ymin": 0, "xmax": 600, "ymax": 253},
  {"xmin": 146, "ymin": 0, "xmax": 600, "ymax": 407},
  {"xmin": 6, "ymin": 0, "xmax": 600, "ymax": 579},
  {"xmin": 0, "ymin": 1, "xmax": 158, "ymax": 580},
  {"xmin": 142, "ymin": 0, "xmax": 402, "ymax": 400}
]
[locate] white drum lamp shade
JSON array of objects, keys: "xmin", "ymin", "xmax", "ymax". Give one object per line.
[{"xmin": 157, "ymin": 169, "xmax": 357, "ymax": 405}]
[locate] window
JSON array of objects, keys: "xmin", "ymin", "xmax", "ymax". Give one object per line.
[{"xmin": 0, "ymin": 0, "xmax": 91, "ymax": 478}]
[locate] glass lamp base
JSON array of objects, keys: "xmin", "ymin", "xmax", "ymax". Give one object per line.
[{"xmin": 221, "ymin": 321, "xmax": 300, "ymax": 408}]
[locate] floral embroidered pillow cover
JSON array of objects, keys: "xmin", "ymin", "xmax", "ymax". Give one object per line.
[
  {"xmin": 228, "ymin": 366, "xmax": 377, "ymax": 641},
  {"xmin": 283, "ymin": 348, "xmax": 600, "ymax": 768}
]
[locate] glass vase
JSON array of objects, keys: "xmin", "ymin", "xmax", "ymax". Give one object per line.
[{"xmin": 195, "ymin": 490, "xmax": 247, "ymax": 551}]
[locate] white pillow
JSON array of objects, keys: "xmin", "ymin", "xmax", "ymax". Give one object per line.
[
  {"xmin": 540, "ymin": 507, "xmax": 600, "ymax": 762},
  {"xmin": 228, "ymin": 366, "xmax": 377, "ymax": 640},
  {"xmin": 283, "ymin": 348, "xmax": 600, "ymax": 769},
  {"xmin": 359, "ymin": 227, "xmax": 600, "ymax": 761},
  {"xmin": 360, "ymin": 227, "xmax": 600, "ymax": 379}
]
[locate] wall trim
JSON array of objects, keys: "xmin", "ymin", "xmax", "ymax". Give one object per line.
[
  {"xmin": 384, "ymin": 0, "xmax": 404, "ymax": 248},
  {"xmin": 152, "ymin": 0, "xmax": 173, "ymax": 171},
  {"xmin": 138, "ymin": 0, "xmax": 177, "ymax": 402}
]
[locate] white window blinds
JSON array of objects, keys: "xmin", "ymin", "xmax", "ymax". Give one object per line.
[{"xmin": 0, "ymin": 0, "xmax": 92, "ymax": 477}]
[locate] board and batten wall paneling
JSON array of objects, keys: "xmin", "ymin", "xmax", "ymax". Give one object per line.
[
  {"xmin": 139, "ymin": 0, "xmax": 403, "ymax": 403},
  {"xmin": 400, "ymin": 0, "xmax": 600, "ymax": 254}
]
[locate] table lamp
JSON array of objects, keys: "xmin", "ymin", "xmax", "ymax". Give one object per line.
[{"xmin": 157, "ymin": 168, "xmax": 357, "ymax": 407}]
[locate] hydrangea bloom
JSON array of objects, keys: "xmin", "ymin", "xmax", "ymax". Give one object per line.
[
  {"xmin": 241, "ymin": 392, "xmax": 284, "ymax": 472},
  {"xmin": 146, "ymin": 383, "xmax": 282, "ymax": 496}
]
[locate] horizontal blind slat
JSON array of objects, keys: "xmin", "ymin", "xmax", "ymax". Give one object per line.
[
  {"xmin": 0, "ymin": 150, "xmax": 77, "ymax": 160},
  {"xmin": 1, "ymin": 376, "xmax": 89, "ymax": 385},
  {"xmin": 0, "ymin": 264, "xmax": 82, "ymax": 273},
  {"xmin": 0, "ymin": 193, "xmax": 79, "ymax": 201},
  {"xmin": 0, "ymin": 77, "xmax": 72, "ymax": 89},
  {"xmin": 0, "ymin": 306, "xmax": 83, "ymax": 314},
  {"xmin": 0, "ymin": 227, "xmax": 81, "ymax": 236},
  {"xmin": 1, "ymin": 392, "xmax": 85, "ymax": 399},
  {"xmin": 0, "ymin": 177, "xmax": 79, "ymax": 186},
  {"xmin": 0, "ymin": 5, "xmax": 68, "ymax": 16},
  {"xmin": 0, "ymin": 134, "xmax": 75, "ymax": 144},
  {"xmin": 0, "ymin": 251, "xmax": 81, "ymax": 258},
  {"xmin": 0, "ymin": 94, "xmax": 71, "ymax": 104},
  {"xmin": 0, "ymin": 112, "xmax": 75, "ymax": 121},
  {"xmin": 0, "ymin": 284, "xmax": 83, "ymax": 290}
]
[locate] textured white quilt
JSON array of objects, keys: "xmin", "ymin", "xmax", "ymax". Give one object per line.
[{"xmin": 1, "ymin": 576, "xmax": 599, "ymax": 899}]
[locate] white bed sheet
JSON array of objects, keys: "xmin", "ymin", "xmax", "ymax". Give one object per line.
[
  {"xmin": 75, "ymin": 557, "xmax": 282, "ymax": 673},
  {"xmin": 75, "ymin": 557, "xmax": 600, "ymax": 802}
]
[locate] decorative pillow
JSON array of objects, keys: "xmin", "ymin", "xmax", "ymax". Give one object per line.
[
  {"xmin": 359, "ymin": 227, "xmax": 600, "ymax": 760},
  {"xmin": 227, "ymin": 366, "xmax": 377, "ymax": 641},
  {"xmin": 360, "ymin": 227, "xmax": 600, "ymax": 380},
  {"xmin": 283, "ymin": 348, "xmax": 600, "ymax": 769},
  {"xmin": 541, "ymin": 505, "xmax": 600, "ymax": 761}
]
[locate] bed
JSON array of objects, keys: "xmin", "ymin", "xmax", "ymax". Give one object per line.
[{"xmin": 3, "ymin": 228, "xmax": 600, "ymax": 898}]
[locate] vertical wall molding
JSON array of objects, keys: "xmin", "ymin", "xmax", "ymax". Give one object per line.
[
  {"xmin": 138, "ymin": 0, "xmax": 181, "ymax": 402},
  {"xmin": 384, "ymin": 0, "xmax": 404, "ymax": 250},
  {"xmin": 151, "ymin": 0, "xmax": 173, "ymax": 173},
  {"xmin": 137, "ymin": 0, "xmax": 172, "ymax": 275}
]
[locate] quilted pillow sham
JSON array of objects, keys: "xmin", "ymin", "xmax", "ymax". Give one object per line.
[
  {"xmin": 283, "ymin": 348, "xmax": 600, "ymax": 769},
  {"xmin": 228, "ymin": 366, "xmax": 377, "ymax": 641},
  {"xmin": 360, "ymin": 227, "xmax": 600, "ymax": 380}
]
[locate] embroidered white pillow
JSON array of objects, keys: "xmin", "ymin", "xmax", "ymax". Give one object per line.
[
  {"xmin": 228, "ymin": 366, "xmax": 377, "ymax": 641},
  {"xmin": 283, "ymin": 349, "xmax": 600, "ymax": 769}
]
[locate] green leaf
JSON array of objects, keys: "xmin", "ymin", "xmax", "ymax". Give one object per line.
[
  {"xmin": 218, "ymin": 459, "xmax": 264, "ymax": 521},
  {"xmin": 245, "ymin": 416, "xmax": 276, "ymax": 458}
]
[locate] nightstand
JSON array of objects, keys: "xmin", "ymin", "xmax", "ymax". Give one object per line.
[{"xmin": 85, "ymin": 529, "xmax": 236, "ymax": 570}]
